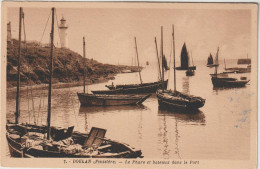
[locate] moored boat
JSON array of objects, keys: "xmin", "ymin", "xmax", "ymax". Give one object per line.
[
  {"xmin": 77, "ymin": 37, "xmax": 151, "ymax": 105},
  {"xmin": 210, "ymin": 47, "xmax": 250, "ymax": 88},
  {"xmin": 92, "ymin": 82, "xmax": 167, "ymax": 95},
  {"xmin": 105, "ymin": 80, "xmax": 168, "ymax": 90},
  {"xmin": 156, "ymin": 25, "xmax": 205, "ymax": 112},
  {"xmin": 77, "ymin": 93, "xmax": 151, "ymax": 106},
  {"xmin": 6, "ymin": 123, "xmax": 142, "ymax": 158}
]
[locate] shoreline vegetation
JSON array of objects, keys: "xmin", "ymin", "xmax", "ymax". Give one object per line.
[{"xmin": 7, "ymin": 39, "xmax": 141, "ymax": 91}]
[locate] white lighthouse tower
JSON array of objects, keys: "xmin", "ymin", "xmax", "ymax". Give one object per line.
[{"xmin": 59, "ymin": 17, "xmax": 68, "ymax": 48}]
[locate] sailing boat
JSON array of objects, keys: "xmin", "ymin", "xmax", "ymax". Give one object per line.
[
  {"xmin": 185, "ymin": 52, "xmax": 195, "ymax": 76},
  {"xmin": 77, "ymin": 37, "xmax": 151, "ymax": 106},
  {"xmin": 94, "ymin": 37, "xmax": 168, "ymax": 94},
  {"xmin": 156, "ymin": 25, "xmax": 205, "ymax": 111},
  {"xmin": 207, "ymin": 53, "xmax": 219, "ymax": 67},
  {"xmin": 210, "ymin": 47, "xmax": 249, "ymax": 88},
  {"xmin": 6, "ymin": 8, "xmax": 142, "ymax": 158},
  {"xmin": 176, "ymin": 43, "xmax": 196, "ymax": 70}
]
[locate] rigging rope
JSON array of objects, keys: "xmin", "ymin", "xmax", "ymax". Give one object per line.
[
  {"xmin": 40, "ymin": 10, "xmax": 51, "ymax": 44},
  {"xmin": 167, "ymin": 38, "xmax": 173, "ymax": 90}
]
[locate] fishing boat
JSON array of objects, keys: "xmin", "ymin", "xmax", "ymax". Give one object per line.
[
  {"xmin": 210, "ymin": 47, "xmax": 250, "ymax": 88},
  {"xmin": 224, "ymin": 58, "xmax": 251, "ymax": 73},
  {"xmin": 77, "ymin": 37, "xmax": 151, "ymax": 105},
  {"xmin": 93, "ymin": 37, "xmax": 168, "ymax": 94},
  {"xmin": 156, "ymin": 25, "xmax": 205, "ymax": 112},
  {"xmin": 6, "ymin": 8, "xmax": 142, "ymax": 158},
  {"xmin": 206, "ymin": 53, "xmax": 219, "ymax": 67},
  {"xmin": 105, "ymin": 80, "xmax": 168, "ymax": 90},
  {"xmin": 176, "ymin": 42, "xmax": 196, "ymax": 70}
]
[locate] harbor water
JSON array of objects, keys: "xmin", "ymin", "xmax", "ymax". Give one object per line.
[{"xmin": 6, "ymin": 60, "xmax": 251, "ymax": 159}]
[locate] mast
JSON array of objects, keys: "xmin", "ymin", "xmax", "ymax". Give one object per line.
[
  {"xmin": 15, "ymin": 7, "xmax": 23, "ymax": 124},
  {"xmin": 214, "ymin": 47, "xmax": 219, "ymax": 75},
  {"xmin": 224, "ymin": 58, "xmax": 226, "ymax": 69},
  {"xmin": 161, "ymin": 26, "xmax": 164, "ymax": 91},
  {"xmin": 155, "ymin": 37, "xmax": 162, "ymax": 81},
  {"xmin": 172, "ymin": 25, "xmax": 176, "ymax": 92},
  {"xmin": 134, "ymin": 37, "xmax": 143, "ymax": 84},
  {"xmin": 47, "ymin": 8, "xmax": 55, "ymax": 140},
  {"xmin": 83, "ymin": 37, "xmax": 86, "ymax": 93}
]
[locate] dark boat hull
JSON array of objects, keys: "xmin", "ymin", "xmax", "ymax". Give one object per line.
[
  {"xmin": 77, "ymin": 93, "xmax": 151, "ymax": 106},
  {"xmin": 211, "ymin": 77, "xmax": 249, "ymax": 88},
  {"xmin": 6, "ymin": 124, "xmax": 142, "ymax": 158},
  {"xmin": 106, "ymin": 80, "xmax": 168, "ymax": 90},
  {"xmin": 207, "ymin": 64, "xmax": 219, "ymax": 67},
  {"xmin": 156, "ymin": 90, "xmax": 205, "ymax": 112},
  {"xmin": 93, "ymin": 82, "xmax": 168, "ymax": 95},
  {"xmin": 176, "ymin": 66, "xmax": 196, "ymax": 70},
  {"xmin": 186, "ymin": 70, "xmax": 195, "ymax": 76}
]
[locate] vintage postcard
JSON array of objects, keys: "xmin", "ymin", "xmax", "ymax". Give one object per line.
[{"xmin": 0, "ymin": 1, "xmax": 258, "ymax": 169}]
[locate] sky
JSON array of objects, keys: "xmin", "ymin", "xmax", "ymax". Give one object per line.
[{"xmin": 7, "ymin": 5, "xmax": 252, "ymax": 65}]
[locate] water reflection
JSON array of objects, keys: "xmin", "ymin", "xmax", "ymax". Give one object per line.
[
  {"xmin": 182, "ymin": 76, "xmax": 190, "ymax": 94},
  {"xmin": 79, "ymin": 104, "xmax": 146, "ymax": 114},
  {"xmin": 158, "ymin": 109, "xmax": 206, "ymax": 125}
]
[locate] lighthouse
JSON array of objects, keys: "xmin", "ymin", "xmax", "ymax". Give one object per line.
[{"xmin": 59, "ymin": 17, "xmax": 68, "ymax": 48}]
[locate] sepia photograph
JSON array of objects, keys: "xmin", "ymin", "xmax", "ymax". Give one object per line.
[{"xmin": 0, "ymin": 2, "xmax": 258, "ymax": 168}]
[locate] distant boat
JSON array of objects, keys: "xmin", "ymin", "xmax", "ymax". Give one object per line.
[
  {"xmin": 210, "ymin": 47, "xmax": 250, "ymax": 88},
  {"xmin": 207, "ymin": 53, "xmax": 219, "ymax": 67},
  {"xmin": 186, "ymin": 68, "xmax": 195, "ymax": 76},
  {"xmin": 224, "ymin": 58, "xmax": 251, "ymax": 73},
  {"xmin": 156, "ymin": 25, "xmax": 205, "ymax": 112},
  {"xmin": 7, "ymin": 8, "xmax": 142, "ymax": 158},
  {"xmin": 237, "ymin": 58, "xmax": 251, "ymax": 65},
  {"xmin": 176, "ymin": 42, "xmax": 196, "ymax": 70},
  {"xmin": 77, "ymin": 37, "xmax": 151, "ymax": 106}
]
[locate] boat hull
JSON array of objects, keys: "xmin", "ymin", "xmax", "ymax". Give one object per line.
[
  {"xmin": 211, "ymin": 77, "xmax": 249, "ymax": 88},
  {"xmin": 6, "ymin": 125, "xmax": 142, "ymax": 158},
  {"xmin": 106, "ymin": 80, "xmax": 168, "ymax": 90},
  {"xmin": 207, "ymin": 64, "xmax": 219, "ymax": 67},
  {"xmin": 156, "ymin": 90, "xmax": 205, "ymax": 112},
  {"xmin": 93, "ymin": 82, "xmax": 168, "ymax": 95},
  {"xmin": 176, "ymin": 66, "xmax": 196, "ymax": 70},
  {"xmin": 77, "ymin": 93, "xmax": 151, "ymax": 106},
  {"xmin": 186, "ymin": 70, "xmax": 195, "ymax": 76}
]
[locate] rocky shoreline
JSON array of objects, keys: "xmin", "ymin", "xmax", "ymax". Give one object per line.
[{"xmin": 7, "ymin": 39, "xmax": 141, "ymax": 89}]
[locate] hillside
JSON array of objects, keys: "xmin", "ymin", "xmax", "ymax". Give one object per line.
[{"xmin": 7, "ymin": 40, "xmax": 139, "ymax": 88}]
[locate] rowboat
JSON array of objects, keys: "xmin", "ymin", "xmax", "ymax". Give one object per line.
[
  {"xmin": 6, "ymin": 123, "xmax": 142, "ymax": 158},
  {"xmin": 92, "ymin": 82, "xmax": 167, "ymax": 95},
  {"xmin": 77, "ymin": 93, "xmax": 151, "ymax": 106}
]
